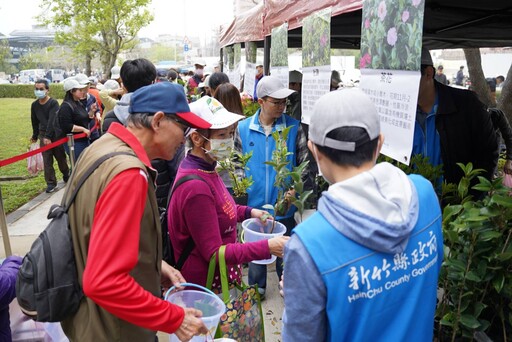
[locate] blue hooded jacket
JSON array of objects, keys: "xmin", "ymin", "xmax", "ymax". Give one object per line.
[{"xmin": 282, "ymin": 163, "xmax": 443, "ymax": 341}]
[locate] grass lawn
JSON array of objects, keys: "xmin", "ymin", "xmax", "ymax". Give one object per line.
[{"xmin": 0, "ymin": 98, "xmax": 55, "ymax": 214}]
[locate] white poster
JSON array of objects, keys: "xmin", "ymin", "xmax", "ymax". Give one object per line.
[
  {"xmin": 301, "ymin": 8, "xmax": 332, "ymax": 124},
  {"xmin": 301, "ymin": 65, "xmax": 331, "ymax": 124},
  {"xmin": 269, "ymin": 66, "xmax": 289, "ymax": 91},
  {"xmin": 360, "ymin": 69, "xmax": 421, "ymax": 165},
  {"xmin": 244, "ymin": 62, "xmax": 256, "ymax": 97}
]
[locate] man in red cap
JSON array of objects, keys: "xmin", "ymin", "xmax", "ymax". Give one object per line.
[{"xmin": 61, "ymin": 82, "xmax": 211, "ymax": 341}]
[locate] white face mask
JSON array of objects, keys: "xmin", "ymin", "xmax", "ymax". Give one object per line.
[
  {"xmin": 312, "ymin": 144, "xmax": 331, "ymax": 185},
  {"xmin": 201, "ymin": 135, "xmax": 234, "ymax": 161}
]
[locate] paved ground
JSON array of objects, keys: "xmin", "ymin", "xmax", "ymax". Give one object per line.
[{"xmin": 1, "ymin": 183, "xmax": 284, "ymax": 342}]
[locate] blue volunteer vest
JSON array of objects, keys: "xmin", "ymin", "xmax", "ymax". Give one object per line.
[{"xmin": 294, "ymin": 174, "xmax": 443, "ymax": 341}]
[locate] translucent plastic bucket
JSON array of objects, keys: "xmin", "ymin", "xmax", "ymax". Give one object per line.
[
  {"xmin": 242, "ymin": 218, "xmax": 286, "ymax": 264},
  {"xmin": 165, "ymin": 283, "xmax": 226, "ymax": 342}
]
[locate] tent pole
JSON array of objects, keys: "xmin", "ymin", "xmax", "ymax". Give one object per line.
[
  {"xmin": 263, "ymin": 36, "xmax": 271, "ymax": 76},
  {"xmin": 0, "ymin": 186, "xmax": 12, "ymax": 257}
]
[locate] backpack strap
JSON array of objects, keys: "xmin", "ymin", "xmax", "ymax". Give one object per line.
[
  {"xmin": 168, "ymin": 174, "xmax": 207, "ymax": 270},
  {"xmin": 63, "ymin": 151, "xmax": 136, "ymax": 212}
]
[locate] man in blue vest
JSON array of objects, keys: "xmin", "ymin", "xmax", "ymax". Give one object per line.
[
  {"xmin": 282, "ymin": 88, "xmax": 443, "ymax": 341},
  {"xmin": 235, "ymin": 76, "xmax": 309, "ymax": 299}
]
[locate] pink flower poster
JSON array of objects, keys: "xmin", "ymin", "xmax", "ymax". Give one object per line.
[
  {"xmin": 360, "ymin": 0, "xmax": 425, "ymax": 165},
  {"xmin": 301, "ymin": 8, "xmax": 332, "ymax": 125}
]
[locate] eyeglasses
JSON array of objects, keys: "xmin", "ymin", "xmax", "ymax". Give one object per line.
[
  {"xmin": 168, "ymin": 116, "xmax": 192, "ymax": 136},
  {"xmin": 264, "ymin": 99, "xmax": 287, "ymax": 107},
  {"xmin": 35, "ymin": 87, "xmax": 46, "ymax": 91}
]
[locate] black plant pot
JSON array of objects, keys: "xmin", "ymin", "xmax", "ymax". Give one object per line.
[{"xmin": 234, "ymin": 193, "xmax": 248, "ymax": 206}]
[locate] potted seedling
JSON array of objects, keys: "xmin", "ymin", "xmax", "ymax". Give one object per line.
[
  {"xmin": 217, "ymin": 149, "xmax": 254, "ymax": 205},
  {"xmin": 262, "ymin": 126, "xmax": 313, "ymax": 232}
]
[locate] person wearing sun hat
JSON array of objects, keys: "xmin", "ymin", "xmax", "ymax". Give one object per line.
[
  {"xmin": 235, "ymin": 75, "xmax": 310, "ymax": 299},
  {"xmin": 167, "ymin": 95, "xmax": 289, "ymax": 293},
  {"xmin": 282, "ymin": 88, "xmax": 443, "ymax": 341},
  {"xmin": 60, "ymin": 81, "xmax": 211, "ymax": 342},
  {"xmin": 57, "ymin": 77, "xmax": 94, "ymax": 161}
]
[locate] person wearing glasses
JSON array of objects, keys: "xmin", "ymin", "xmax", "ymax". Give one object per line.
[
  {"xmin": 60, "ymin": 82, "xmax": 211, "ymax": 342},
  {"xmin": 234, "ymin": 76, "xmax": 310, "ymax": 299}
]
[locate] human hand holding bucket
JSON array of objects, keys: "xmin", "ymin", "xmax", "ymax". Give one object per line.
[
  {"xmin": 242, "ymin": 218, "xmax": 287, "ymax": 264},
  {"xmin": 165, "ymin": 283, "xmax": 226, "ymax": 342}
]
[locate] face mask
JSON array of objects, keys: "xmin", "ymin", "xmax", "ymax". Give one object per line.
[
  {"xmin": 196, "ymin": 69, "xmax": 204, "ymax": 77},
  {"xmin": 201, "ymin": 135, "xmax": 234, "ymax": 160},
  {"xmin": 312, "ymin": 144, "xmax": 331, "ymax": 185},
  {"xmin": 34, "ymin": 90, "xmax": 46, "ymax": 99}
]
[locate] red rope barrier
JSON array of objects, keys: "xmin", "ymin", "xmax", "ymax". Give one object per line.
[{"xmin": 0, "ymin": 121, "xmax": 98, "ymax": 168}]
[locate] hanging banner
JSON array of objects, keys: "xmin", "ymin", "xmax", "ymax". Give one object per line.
[
  {"xmin": 244, "ymin": 42, "xmax": 258, "ymax": 97},
  {"xmin": 233, "ymin": 44, "xmax": 242, "ymax": 90},
  {"xmin": 301, "ymin": 8, "xmax": 332, "ymax": 125},
  {"xmin": 225, "ymin": 45, "xmax": 235, "ymax": 86},
  {"xmin": 270, "ymin": 23, "xmax": 289, "ymax": 89},
  {"xmin": 359, "ymin": 0, "xmax": 425, "ymax": 165}
]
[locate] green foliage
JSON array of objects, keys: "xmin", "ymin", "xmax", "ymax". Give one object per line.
[
  {"xmin": 0, "ymin": 40, "xmax": 16, "ymax": 74},
  {"xmin": 233, "ymin": 44, "xmax": 241, "ymax": 70},
  {"xmin": 240, "ymin": 94, "xmax": 260, "ymax": 117},
  {"xmin": 225, "ymin": 46, "xmax": 234, "ymax": 71},
  {"xmin": 360, "ymin": 0, "xmax": 424, "ymax": 70},
  {"xmin": 302, "ymin": 8, "xmax": 331, "ymax": 68},
  {"xmin": 245, "ymin": 42, "xmax": 257, "ymax": 64},
  {"xmin": 436, "ymin": 164, "xmax": 512, "ymax": 341},
  {"xmin": 40, "ymin": 0, "xmax": 153, "ymax": 74},
  {"xmin": 270, "ymin": 24, "xmax": 288, "ymax": 67},
  {"xmin": 264, "ymin": 126, "xmax": 312, "ymax": 219},
  {"xmin": 0, "ymin": 84, "xmax": 65, "ymax": 99},
  {"xmin": 149, "ymin": 44, "xmax": 182, "ymax": 64},
  {"xmin": 0, "ymin": 98, "xmax": 48, "ymax": 214},
  {"xmin": 217, "ymin": 150, "xmax": 254, "ymax": 198},
  {"xmin": 377, "ymin": 155, "xmax": 512, "ymax": 339}
]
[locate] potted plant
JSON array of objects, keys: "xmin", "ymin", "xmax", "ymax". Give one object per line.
[
  {"xmin": 435, "ymin": 163, "xmax": 512, "ymax": 341},
  {"xmin": 217, "ymin": 149, "xmax": 254, "ymax": 205},
  {"xmin": 382, "ymin": 155, "xmax": 512, "ymax": 340},
  {"xmin": 262, "ymin": 126, "xmax": 313, "ymax": 230}
]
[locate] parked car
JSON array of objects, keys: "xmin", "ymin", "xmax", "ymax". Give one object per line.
[
  {"xmin": 19, "ymin": 69, "xmax": 45, "ymax": 84},
  {"xmin": 45, "ymin": 69, "xmax": 65, "ymax": 83}
]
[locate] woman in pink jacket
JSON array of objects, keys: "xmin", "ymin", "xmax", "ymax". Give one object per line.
[{"xmin": 168, "ymin": 96, "xmax": 288, "ymax": 291}]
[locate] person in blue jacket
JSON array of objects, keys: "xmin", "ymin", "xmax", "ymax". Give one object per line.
[
  {"xmin": 235, "ymin": 76, "xmax": 310, "ymax": 299},
  {"xmin": 282, "ymin": 88, "xmax": 443, "ymax": 341}
]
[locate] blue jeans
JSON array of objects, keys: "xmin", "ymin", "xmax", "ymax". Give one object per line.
[
  {"xmin": 64, "ymin": 138, "xmax": 90, "ymax": 163},
  {"xmin": 248, "ymin": 216, "xmax": 296, "ymax": 291}
]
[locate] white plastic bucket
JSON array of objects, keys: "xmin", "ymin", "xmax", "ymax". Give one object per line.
[
  {"xmin": 242, "ymin": 218, "xmax": 287, "ymax": 264},
  {"xmin": 165, "ymin": 283, "xmax": 226, "ymax": 342}
]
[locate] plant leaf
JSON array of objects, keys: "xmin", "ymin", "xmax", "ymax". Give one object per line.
[{"xmin": 459, "ymin": 314, "xmax": 481, "ymax": 329}]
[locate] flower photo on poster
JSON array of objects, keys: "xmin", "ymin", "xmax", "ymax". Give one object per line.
[
  {"xmin": 226, "ymin": 45, "xmax": 234, "ymax": 71},
  {"xmin": 271, "ymin": 23, "xmax": 288, "ymax": 67},
  {"xmin": 234, "ymin": 44, "xmax": 242, "ymax": 70},
  {"xmin": 360, "ymin": 0, "xmax": 425, "ymax": 70},
  {"xmin": 302, "ymin": 8, "xmax": 331, "ymax": 68},
  {"xmin": 246, "ymin": 41, "xmax": 257, "ymax": 63}
]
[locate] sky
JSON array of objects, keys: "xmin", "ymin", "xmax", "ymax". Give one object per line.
[{"xmin": 0, "ymin": 0, "xmax": 234, "ymax": 39}]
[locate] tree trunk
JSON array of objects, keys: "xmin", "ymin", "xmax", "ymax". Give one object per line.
[
  {"xmin": 463, "ymin": 48, "xmax": 495, "ymax": 107},
  {"xmin": 85, "ymin": 53, "xmax": 92, "ymax": 77},
  {"xmin": 497, "ymin": 64, "xmax": 512, "ymax": 124}
]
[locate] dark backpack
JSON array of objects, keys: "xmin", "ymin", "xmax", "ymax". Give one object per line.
[
  {"xmin": 16, "ymin": 151, "xmax": 134, "ymax": 322},
  {"xmin": 161, "ymin": 174, "xmax": 206, "ymax": 270}
]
